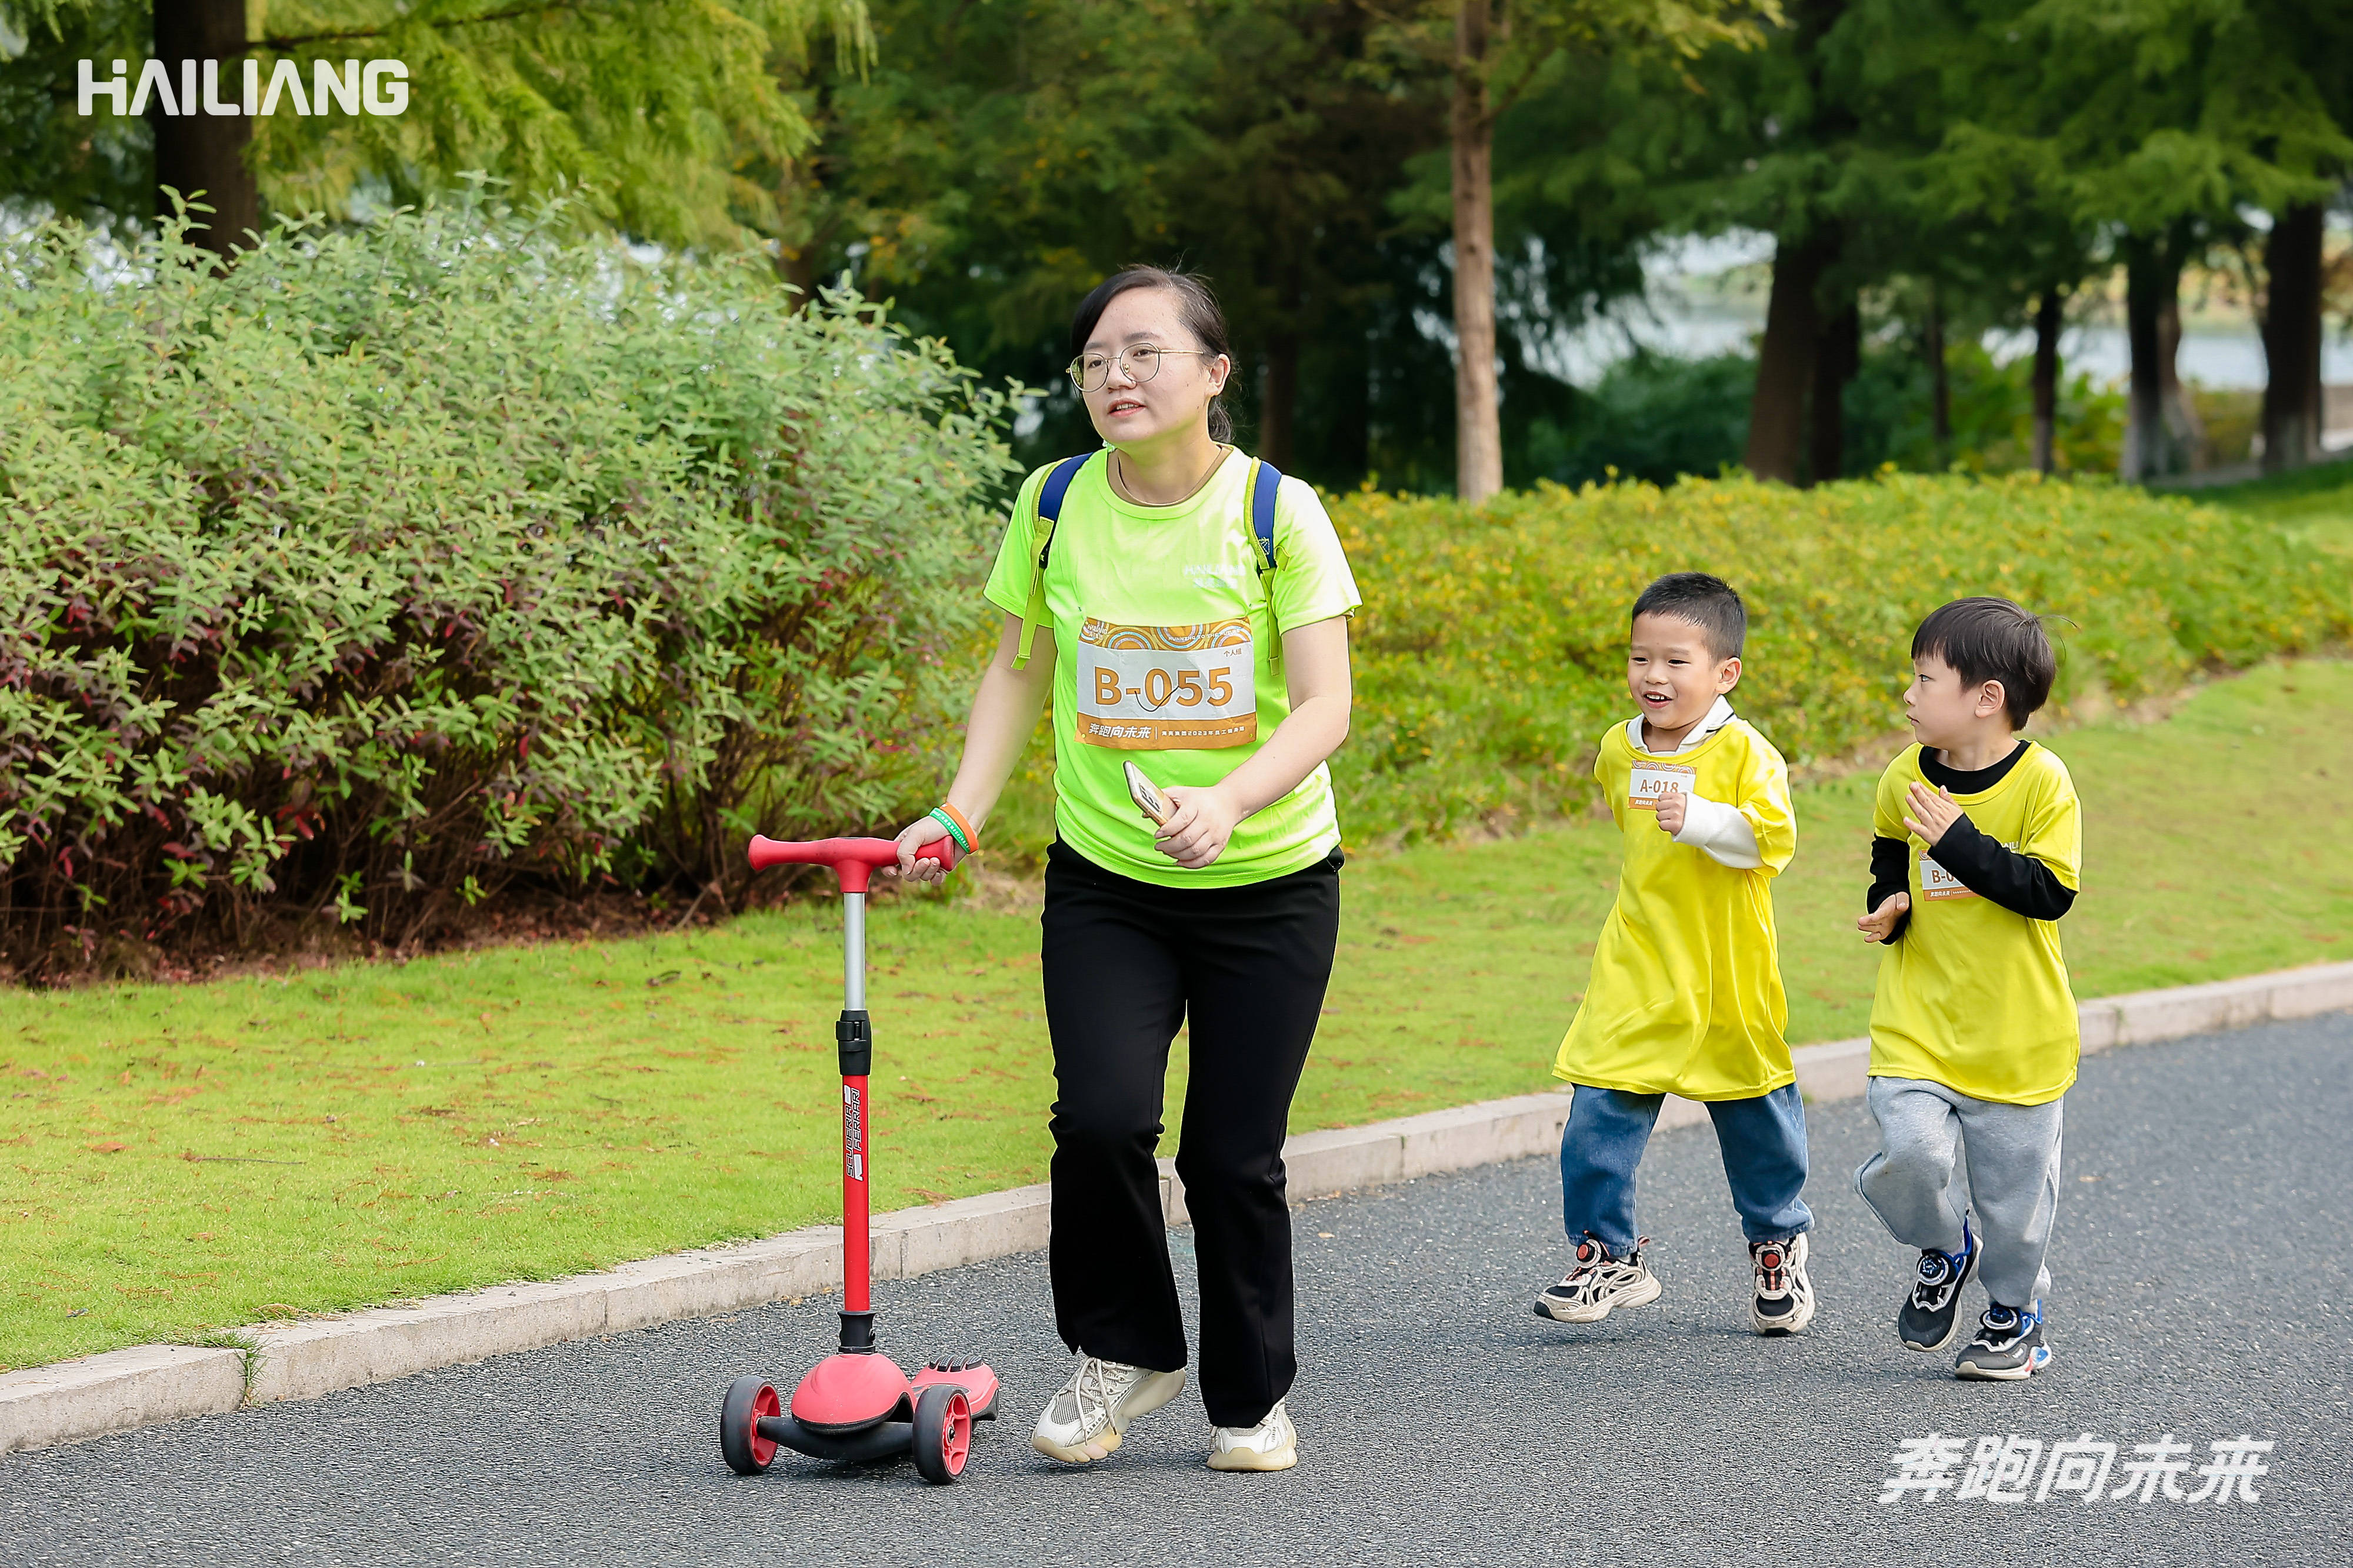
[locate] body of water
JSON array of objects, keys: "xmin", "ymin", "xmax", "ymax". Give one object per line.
[{"xmin": 1550, "ymin": 302, "xmax": 2353, "ymax": 392}]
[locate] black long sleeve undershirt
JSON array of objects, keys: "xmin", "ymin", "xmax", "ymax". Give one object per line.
[
  {"xmin": 1867, "ymin": 835, "xmax": 1914, "ymax": 942},
  {"xmin": 1924, "ymin": 816, "xmax": 2078, "ymax": 920},
  {"xmin": 1864, "ymin": 741, "xmax": 2077, "ymax": 938}
]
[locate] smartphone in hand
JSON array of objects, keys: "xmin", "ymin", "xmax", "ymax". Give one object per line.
[{"xmin": 1125, "ymin": 761, "xmax": 1172, "ymax": 825}]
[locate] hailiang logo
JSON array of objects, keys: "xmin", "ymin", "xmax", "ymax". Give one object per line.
[{"xmin": 79, "ymin": 58, "xmax": 409, "ymax": 117}]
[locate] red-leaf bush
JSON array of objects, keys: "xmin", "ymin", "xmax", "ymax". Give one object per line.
[{"xmin": 0, "ymin": 197, "xmax": 1017, "ymax": 977}]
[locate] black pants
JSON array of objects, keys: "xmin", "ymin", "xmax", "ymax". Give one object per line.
[{"xmin": 1041, "ymin": 838, "xmax": 1341, "ymax": 1428}]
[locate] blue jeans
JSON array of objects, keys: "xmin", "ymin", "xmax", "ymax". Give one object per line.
[{"xmin": 1559, "ymin": 1082, "xmax": 1812, "ymax": 1253}]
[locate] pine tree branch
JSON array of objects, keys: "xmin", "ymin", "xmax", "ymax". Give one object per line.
[{"xmin": 251, "ymin": 1, "xmax": 604, "ymax": 53}]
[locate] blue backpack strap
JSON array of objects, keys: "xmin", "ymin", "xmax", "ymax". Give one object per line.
[
  {"xmin": 1014, "ymin": 453, "xmax": 1091, "ymax": 670},
  {"xmin": 1248, "ymin": 458, "xmax": 1281, "ymax": 572},
  {"xmin": 1248, "ymin": 458, "xmax": 1284, "ymax": 665}
]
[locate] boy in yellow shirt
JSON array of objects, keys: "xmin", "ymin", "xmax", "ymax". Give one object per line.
[
  {"xmin": 1534, "ymin": 573, "xmax": 1813, "ymax": 1336},
  {"xmin": 1854, "ymin": 598, "xmax": 2081, "ymax": 1380}
]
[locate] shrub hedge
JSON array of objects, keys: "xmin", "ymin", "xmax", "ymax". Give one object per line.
[
  {"xmin": 0, "ymin": 199, "xmax": 1016, "ymax": 976},
  {"xmin": 1329, "ymin": 471, "xmax": 2349, "ymax": 843}
]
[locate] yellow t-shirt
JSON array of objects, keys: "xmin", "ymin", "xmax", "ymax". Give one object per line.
[
  {"xmin": 1868, "ymin": 742, "xmax": 2082, "ymax": 1105},
  {"xmin": 1552, "ymin": 717, "xmax": 1798, "ymax": 1100}
]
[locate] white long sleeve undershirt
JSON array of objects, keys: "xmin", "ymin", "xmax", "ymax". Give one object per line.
[{"xmin": 1670, "ymin": 792, "xmax": 1763, "ymax": 870}]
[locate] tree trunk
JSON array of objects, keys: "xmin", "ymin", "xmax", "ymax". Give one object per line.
[
  {"xmin": 2157, "ymin": 294, "xmax": 2205, "ymax": 468},
  {"xmin": 2260, "ymin": 201, "xmax": 2326, "ymax": 473},
  {"xmin": 1449, "ymin": 0, "xmax": 1503, "ymax": 503},
  {"xmin": 152, "ymin": 0, "xmax": 261, "ymax": 256},
  {"xmin": 1926, "ymin": 289, "xmax": 1951, "ymax": 459},
  {"xmin": 776, "ymin": 242, "xmax": 820, "ymax": 305},
  {"xmin": 2031, "ymin": 287, "xmax": 2062, "ymax": 474},
  {"xmin": 1744, "ymin": 226, "xmax": 1838, "ymax": 484},
  {"xmin": 2121, "ymin": 238, "xmax": 2188, "ymax": 481},
  {"xmin": 1261, "ymin": 328, "xmax": 1300, "ymax": 471},
  {"xmin": 1808, "ymin": 296, "xmax": 1859, "ymax": 484}
]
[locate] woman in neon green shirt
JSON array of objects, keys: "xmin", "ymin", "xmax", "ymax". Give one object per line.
[{"xmin": 893, "ymin": 267, "xmax": 1361, "ymax": 1474}]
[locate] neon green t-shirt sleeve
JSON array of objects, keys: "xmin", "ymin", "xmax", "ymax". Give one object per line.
[
  {"xmin": 981, "ymin": 466, "xmax": 1052, "ymax": 619},
  {"xmin": 1267, "ymin": 478, "xmax": 1361, "ymax": 633}
]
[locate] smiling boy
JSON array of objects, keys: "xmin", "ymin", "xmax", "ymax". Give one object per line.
[
  {"xmin": 1853, "ymin": 597, "xmax": 2081, "ymax": 1380},
  {"xmin": 1534, "ymin": 573, "xmax": 1814, "ymax": 1337}
]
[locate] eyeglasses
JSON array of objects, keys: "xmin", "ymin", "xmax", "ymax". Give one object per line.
[{"xmin": 1065, "ymin": 345, "xmax": 1219, "ymax": 393}]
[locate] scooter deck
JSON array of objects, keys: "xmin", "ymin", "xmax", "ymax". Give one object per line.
[{"xmin": 911, "ymin": 1362, "xmax": 1000, "ymax": 1422}]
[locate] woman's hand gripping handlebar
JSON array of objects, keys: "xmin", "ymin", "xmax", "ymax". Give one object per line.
[
  {"xmin": 746, "ymin": 833, "xmax": 960, "ymax": 894},
  {"xmin": 888, "ymin": 814, "xmax": 972, "ymax": 888}
]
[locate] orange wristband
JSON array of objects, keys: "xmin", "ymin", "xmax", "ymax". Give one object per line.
[{"xmin": 934, "ymin": 802, "xmax": 978, "ymax": 853}]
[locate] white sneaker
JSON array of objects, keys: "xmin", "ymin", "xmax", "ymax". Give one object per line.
[
  {"xmin": 1533, "ymin": 1235, "xmax": 1662, "ymax": 1323},
  {"xmin": 1207, "ymin": 1399, "xmax": 1297, "ymax": 1472},
  {"xmin": 1748, "ymin": 1232, "xmax": 1815, "ymax": 1335},
  {"xmin": 1030, "ymin": 1355, "xmax": 1185, "ymax": 1463}
]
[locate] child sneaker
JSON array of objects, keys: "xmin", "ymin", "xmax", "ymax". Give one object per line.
[
  {"xmin": 1898, "ymin": 1221, "xmax": 1980, "ymax": 1352},
  {"xmin": 1207, "ymin": 1399, "xmax": 1298, "ymax": 1472},
  {"xmin": 1954, "ymin": 1302, "xmax": 2052, "ymax": 1380},
  {"xmin": 1534, "ymin": 1235, "xmax": 1662, "ymax": 1323},
  {"xmin": 1748, "ymin": 1233, "xmax": 1815, "ymax": 1335},
  {"xmin": 1030, "ymin": 1355, "xmax": 1187, "ymax": 1463}
]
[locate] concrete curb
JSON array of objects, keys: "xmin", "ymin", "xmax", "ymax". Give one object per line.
[{"xmin": 8, "ymin": 960, "xmax": 2349, "ymax": 1455}]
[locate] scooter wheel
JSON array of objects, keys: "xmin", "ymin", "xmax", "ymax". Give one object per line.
[
  {"xmin": 911, "ymin": 1383, "xmax": 972, "ymax": 1484},
  {"xmin": 721, "ymin": 1374, "xmax": 781, "ymax": 1475}
]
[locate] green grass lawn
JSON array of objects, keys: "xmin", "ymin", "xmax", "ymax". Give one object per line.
[
  {"xmin": 2197, "ymin": 452, "xmax": 2353, "ymax": 558},
  {"xmin": 5, "ymin": 660, "xmax": 2349, "ymax": 1370}
]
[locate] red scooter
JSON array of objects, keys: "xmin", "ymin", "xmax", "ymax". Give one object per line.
[{"xmin": 719, "ymin": 833, "xmax": 1001, "ymax": 1485}]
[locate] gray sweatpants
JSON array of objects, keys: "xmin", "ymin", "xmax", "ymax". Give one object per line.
[{"xmin": 1854, "ymin": 1076, "xmax": 2064, "ymax": 1310}]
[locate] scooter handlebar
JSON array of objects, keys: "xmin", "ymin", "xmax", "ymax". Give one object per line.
[{"xmin": 745, "ymin": 832, "xmax": 960, "ymax": 895}]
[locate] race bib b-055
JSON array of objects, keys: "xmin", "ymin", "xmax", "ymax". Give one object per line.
[{"xmin": 1076, "ymin": 618, "xmax": 1257, "ymax": 750}]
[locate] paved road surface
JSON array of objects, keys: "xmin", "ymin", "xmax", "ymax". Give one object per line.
[{"xmin": 7, "ymin": 1015, "xmax": 2351, "ymax": 1566}]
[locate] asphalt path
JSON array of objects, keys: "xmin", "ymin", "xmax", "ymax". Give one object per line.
[{"xmin": 6, "ymin": 1014, "xmax": 2351, "ymax": 1566}]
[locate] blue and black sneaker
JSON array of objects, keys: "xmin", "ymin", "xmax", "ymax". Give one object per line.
[
  {"xmin": 1954, "ymin": 1301, "xmax": 2052, "ymax": 1380},
  {"xmin": 1897, "ymin": 1220, "xmax": 1978, "ymax": 1352}
]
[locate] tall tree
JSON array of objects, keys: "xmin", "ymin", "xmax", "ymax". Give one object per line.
[
  {"xmin": 1615, "ymin": 0, "xmax": 1997, "ymax": 485},
  {"xmin": 762, "ymin": 0, "xmax": 1438, "ymax": 485},
  {"xmin": 1, "ymin": 0, "xmax": 148, "ymax": 234},
  {"xmin": 1448, "ymin": 0, "xmax": 1505, "ymax": 501},
  {"xmin": 149, "ymin": 0, "xmax": 258, "ymax": 250},
  {"xmin": 1378, "ymin": 0, "xmax": 1775, "ymax": 501},
  {"xmin": 1917, "ymin": 104, "xmax": 2103, "ymax": 477},
  {"xmin": 1662, "ymin": 0, "xmax": 1935, "ymax": 486},
  {"xmin": 1985, "ymin": 0, "xmax": 2351, "ymax": 481},
  {"xmin": 2260, "ymin": 202, "xmax": 2328, "ymax": 471},
  {"xmin": 2255, "ymin": 0, "xmax": 2353, "ymax": 471},
  {"xmin": 2, "ymin": 0, "xmax": 869, "ymax": 253}
]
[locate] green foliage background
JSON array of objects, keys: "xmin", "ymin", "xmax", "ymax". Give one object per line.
[
  {"xmin": 0, "ymin": 197, "xmax": 1016, "ymax": 975},
  {"xmin": 1325, "ymin": 472, "xmax": 2352, "ymax": 843}
]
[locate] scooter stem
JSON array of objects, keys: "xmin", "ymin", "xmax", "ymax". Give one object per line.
[
  {"xmin": 741, "ymin": 833, "xmax": 960, "ymax": 1356},
  {"xmin": 839, "ymin": 890, "xmax": 874, "ymax": 1343}
]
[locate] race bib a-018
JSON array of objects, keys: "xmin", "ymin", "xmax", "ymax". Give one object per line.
[
  {"xmin": 1076, "ymin": 618, "xmax": 1257, "ymax": 750},
  {"xmin": 1628, "ymin": 759, "xmax": 1697, "ymax": 811},
  {"xmin": 1918, "ymin": 854, "xmax": 1977, "ymax": 900}
]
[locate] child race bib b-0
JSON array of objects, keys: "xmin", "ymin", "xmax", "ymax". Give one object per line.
[
  {"xmin": 1628, "ymin": 759, "xmax": 1698, "ymax": 811},
  {"xmin": 1918, "ymin": 854, "xmax": 1977, "ymax": 901},
  {"xmin": 1076, "ymin": 618, "xmax": 1257, "ymax": 750}
]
